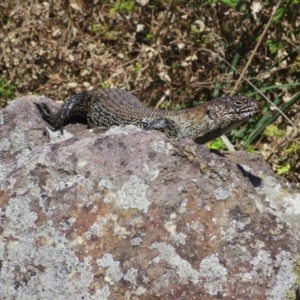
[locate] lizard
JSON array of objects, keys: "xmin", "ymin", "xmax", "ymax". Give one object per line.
[{"xmin": 35, "ymin": 88, "xmax": 261, "ymax": 144}]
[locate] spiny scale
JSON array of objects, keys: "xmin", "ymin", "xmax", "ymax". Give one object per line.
[{"xmin": 35, "ymin": 88, "xmax": 261, "ymax": 144}]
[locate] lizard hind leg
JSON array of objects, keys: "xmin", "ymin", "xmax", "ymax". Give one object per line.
[
  {"xmin": 145, "ymin": 117, "xmax": 179, "ymax": 138},
  {"xmin": 35, "ymin": 103, "xmax": 64, "ymax": 134},
  {"xmin": 36, "ymin": 93, "xmax": 92, "ymax": 134}
]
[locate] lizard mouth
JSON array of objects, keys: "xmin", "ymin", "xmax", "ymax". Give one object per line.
[
  {"xmin": 225, "ymin": 99, "xmax": 261, "ymax": 120},
  {"xmin": 241, "ymin": 102, "xmax": 261, "ymax": 116}
]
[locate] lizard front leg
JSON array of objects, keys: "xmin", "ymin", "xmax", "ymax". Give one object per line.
[{"xmin": 145, "ymin": 117, "xmax": 179, "ymax": 138}]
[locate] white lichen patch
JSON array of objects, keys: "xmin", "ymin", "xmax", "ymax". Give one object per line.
[
  {"xmin": 150, "ymin": 242, "xmax": 200, "ymax": 284},
  {"xmin": 113, "ymin": 222, "xmax": 131, "ymax": 237},
  {"xmin": 178, "ymin": 199, "xmax": 187, "ymax": 213},
  {"xmin": 282, "ymin": 193, "xmax": 300, "ymax": 215},
  {"xmin": 102, "ymin": 191, "xmax": 117, "ymax": 204},
  {"xmin": 189, "ymin": 220, "xmax": 203, "ymax": 232},
  {"xmin": 7, "ymin": 177, "xmax": 16, "ymax": 190},
  {"xmin": 56, "ymin": 175, "xmax": 83, "ymax": 191},
  {"xmin": 46, "ymin": 127, "xmax": 73, "ymax": 143},
  {"xmin": 236, "ymin": 250, "xmax": 296, "ymax": 300},
  {"xmin": 133, "ymin": 285, "xmax": 147, "ymax": 296},
  {"xmin": 220, "ymin": 223, "xmax": 236, "ymax": 243},
  {"xmin": 164, "ymin": 220, "xmax": 187, "ymax": 245},
  {"xmin": 268, "ymin": 251, "xmax": 297, "ymax": 300},
  {"xmin": 143, "ymin": 162, "xmax": 160, "ymax": 181},
  {"xmin": 98, "ymin": 178, "xmax": 113, "ymax": 190},
  {"xmin": 4, "ymin": 196, "xmax": 38, "ymax": 232},
  {"xmin": 239, "ymin": 164, "xmax": 253, "ymax": 173},
  {"xmin": 214, "ymin": 189, "xmax": 228, "ymax": 201},
  {"xmin": 93, "ymin": 284, "xmax": 111, "ymax": 299},
  {"xmin": 214, "ymin": 183, "xmax": 235, "ymax": 201},
  {"xmin": 149, "ymin": 140, "xmax": 173, "ymax": 155},
  {"xmin": 102, "ymin": 124, "xmax": 142, "ymax": 136},
  {"xmin": 16, "ymin": 148, "xmax": 32, "ymax": 168},
  {"xmin": 259, "ymin": 176, "xmax": 282, "ymax": 195},
  {"xmin": 256, "ymin": 176, "xmax": 300, "ymax": 224},
  {"xmin": 235, "ymin": 251, "xmax": 273, "ymax": 283},
  {"xmin": 2, "ymin": 193, "xmax": 94, "ymax": 300},
  {"xmin": 220, "ymin": 220, "xmax": 251, "ymax": 242},
  {"xmin": 32, "ymin": 246, "xmax": 93, "ymax": 298},
  {"xmin": 250, "ymin": 250, "xmax": 273, "ymax": 278},
  {"xmin": 85, "ymin": 221, "xmax": 105, "ymax": 240},
  {"xmin": 199, "ymin": 254, "xmax": 228, "ymax": 296},
  {"xmin": 123, "ymin": 267, "xmax": 138, "ymax": 288},
  {"xmin": 97, "ymin": 253, "xmax": 123, "ymax": 284},
  {"xmin": 170, "ymin": 232, "xmax": 187, "ymax": 245},
  {"xmin": 119, "ymin": 175, "xmax": 150, "ymax": 213},
  {"xmin": 70, "ymin": 236, "xmax": 85, "ymax": 247},
  {"xmin": 131, "ymin": 237, "xmax": 143, "ymax": 246},
  {"xmin": 9, "ymin": 127, "xmax": 29, "ymax": 154},
  {"xmin": 0, "ymin": 137, "xmax": 10, "ymax": 151}
]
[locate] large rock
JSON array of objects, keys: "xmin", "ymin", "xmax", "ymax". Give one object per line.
[{"xmin": 0, "ymin": 96, "xmax": 299, "ymax": 299}]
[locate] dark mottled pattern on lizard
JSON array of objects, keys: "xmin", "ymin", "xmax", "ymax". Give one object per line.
[{"xmin": 35, "ymin": 88, "xmax": 261, "ymax": 144}]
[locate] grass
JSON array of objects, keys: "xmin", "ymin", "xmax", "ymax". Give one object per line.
[{"xmin": 0, "ymin": 77, "xmax": 16, "ymax": 106}]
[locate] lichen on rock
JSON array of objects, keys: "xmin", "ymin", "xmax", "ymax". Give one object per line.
[{"xmin": 0, "ymin": 96, "xmax": 299, "ymax": 299}]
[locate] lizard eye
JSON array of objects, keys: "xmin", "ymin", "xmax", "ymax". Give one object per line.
[{"xmin": 233, "ymin": 99, "xmax": 244, "ymax": 106}]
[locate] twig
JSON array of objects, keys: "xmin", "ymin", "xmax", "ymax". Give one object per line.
[
  {"xmin": 154, "ymin": 0, "xmax": 175, "ymax": 42},
  {"xmin": 221, "ymin": 135, "xmax": 236, "ymax": 151},
  {"xmin": 232, "ymin": 0, "xmax": 284, "ymax": 92},
  {"xmin": 218, "ymin": 0, "xmax": 288, "ymax": 150}
]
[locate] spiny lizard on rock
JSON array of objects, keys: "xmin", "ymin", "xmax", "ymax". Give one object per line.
[{"xmin": 36, "ymin": 88, "xmax": 261, "ymax": 144}]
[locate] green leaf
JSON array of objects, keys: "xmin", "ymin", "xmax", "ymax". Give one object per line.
[
  {"xmin": 131, "ymin": 62, "xmax": 142, "ymax": 73},
  {"xmin": 0, "ymin": 77, "xmax": 16, "ymax": 99},
  {"xmin": 220, "ymin": 0, "xmax": 238, "ymax": 7},
  {"xmin": 105, "ymin": 32, "xmax": 115, "ymax": 39},
  {"xmin": 146, "ymin": 34, "xmax": 154, "ymax": 41},
  {"xmin": 91, "ymin": 24, "xmax": 101, "ymax": 32},
  {"xmin": 284, "ymin": 142, "xmax": 300, "ymax": 155},
  {"xmin": 277, "ymin": 163, "xmax": 290, "ymax": 175},
  {"xmin": 171, "ymin": 62, "xmax": 178, "ymax": 69},
  {"xmin": 208, "ymin": 137, "xmax": 227, "ymax": 150},
  {"xmin": 272, "ymin": 7, "xmax": 285, "ymax": 23},
  {"xmin": 263, "ymin": 124, "xmax": 285, "ymax": 137},
  {"xmin": 266, "ymin": 39, "xmax": 284, "ymax": 54}
]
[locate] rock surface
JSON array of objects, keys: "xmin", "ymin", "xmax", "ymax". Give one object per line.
[{"xmin": 0, "ymin": 96, "xmax": 300, "ymax": 300}]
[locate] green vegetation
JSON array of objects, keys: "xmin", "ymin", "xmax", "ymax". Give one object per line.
[
  {"xmin": 0, "ymin": 77, "xmax": 16, "ymax": 106},
  {"xmin": 131, "ymin": 62, "xmax": 142, "ymax": 73},
  {"xmin": 110, "ymin": 0, "xmax": 135, "ymax": 15},
  {"xmin": 266, "ymin": 39, "xmax": 285, "ymax": 54}
]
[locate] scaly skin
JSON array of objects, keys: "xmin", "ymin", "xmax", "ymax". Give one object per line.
[{"xmin": 36, "ymin": 88, "xmax": 261, "ymax": 144}]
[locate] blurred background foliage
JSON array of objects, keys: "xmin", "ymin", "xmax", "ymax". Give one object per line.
[{"xmin": 0, "ymin": 0, "xmax": 299, "ymax": 185}]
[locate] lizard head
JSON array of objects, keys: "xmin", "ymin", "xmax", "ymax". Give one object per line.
[
  {"xmin": 193, "ymin": 96, "xmax": 261, "ymax": 144},
  {"xmin": 206, "ymin": 96, "xmax": 261, "ymax": 123}
]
